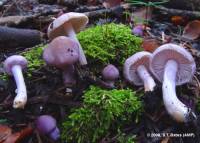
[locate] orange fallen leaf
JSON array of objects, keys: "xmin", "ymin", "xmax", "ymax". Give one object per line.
[
  {"xmin": 2, "ymin": 126, "xmax": 33, "ymax": 143},
  {"xmin": 142, "ymin": 38, "xmax": 160, "ymax": 53},
  {"xmin": 0, "ymin": 125, "xmax": 12, "ymax": 143},
  {"xmin": 182, "ymin": 20, "xmax": 200, "ymax": 40},
  {"xmin": 171, "ymin": 16, "xmax": 185, "ymax": 26}
]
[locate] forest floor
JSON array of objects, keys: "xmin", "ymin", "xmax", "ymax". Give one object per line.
[{"xmin": 0, "ymin": 0, "xmax": 200, "ymax": 143}]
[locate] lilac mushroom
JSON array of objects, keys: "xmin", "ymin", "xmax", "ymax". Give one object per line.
[
  {"xmin": 43, "ymin": 36, "xmax": 79, "ymax": 86},
  {"xmin": 36, "ymin": 115, "xmax": 60, "ymax": 141},
  {"xmin": 4, "ymin": 55, "xmax": 28, "ymax": 109},
  {"xmin": 124, "ymin": 51, "xmax": 156, "ymax": 92},
  {"xmin": 47, "ymin": 12, "xmax": 88, "ymax": 65},
  {"xmin": 132, "ymin": 25, "xmax": 143, "ymax": 37},
  {"xmin": 150, "ymin": 43, "xmax": 196, "ymax": 122},
  {"xmin": 102, "ymin": 64, "xmax": 119, "ymax": 87}
]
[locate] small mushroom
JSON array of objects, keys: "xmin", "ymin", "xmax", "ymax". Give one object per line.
[
  {"xmin": 102, "ymin": 64, "xmax": 119, "ymax": 87},
  {"xmin": 4, "ymin": 55, "xmax": 28, "ymax": 109},
  {"xmin": 132, "ymin": 25, "xmax": 143, "ymax": 37},
  {"xmin": 150, "ymin": 43, "xmax": 196, "ymax": 122},
  {"xmin": 43, "ymin": 36, "xmax": 79, "ymax": 86},
  {"xmin": 36, "ymin": 115, "xmax": 60, "ymax": 141},
  {"xmin": 47, "ymin": 12, "xmax": 88, "ymax": 65},
  {"xmin": 124, "ymin": 51, "xmax": 156, "ymax": 92}
]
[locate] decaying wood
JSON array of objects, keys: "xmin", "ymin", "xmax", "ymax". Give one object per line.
[
  {"xmin": 84, "ymin": 4, "xmax": 128, "ymax": 18},
  {"xmin": 0, "ymin": 4, "xmax": 66, "ymax": 27},
  {"xmin": 0, "ymin": 26, "xmax": 43, "ymax": 50},
  {"xmin": 0, "ymin": 15, "xmax": 35, "ymax": 26},
  {"xmin": 75, "ymin": 5, "xmax": 104, "ymax": 12},
  {"xmin": 156, "ymin": 6, "xmax": 200, "ymax": 18}
]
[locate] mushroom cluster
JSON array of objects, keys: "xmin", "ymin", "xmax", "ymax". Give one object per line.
[
  {"xmin": 124, "ymin": 43, "xmax": 196, "ymax": 122},
  {"xmin": 43, "ymin": 12, "xmax": 89, "ymax": 86},
  {"xmin": 47, "ymin": 12, "xmax": 88, "ymax": 65}
]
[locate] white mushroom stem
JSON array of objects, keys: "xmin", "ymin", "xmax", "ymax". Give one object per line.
[
  {"xmin": 136, "ymin": 65, "xmax": 156, "ymax": 92},
  {"xmin": 11, "ymin": 65, "xmax": 27, "ymax": 109},
  {"xmin": 162, "ymin": 60, "xmax": 195, "ymax": 122},
  {"xmin": 64, "ymin": 22, "xmax": 87, "ymax": 65}
]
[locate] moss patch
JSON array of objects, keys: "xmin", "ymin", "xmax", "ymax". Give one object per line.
[
  {"xmin": 21, "ymin": 44, "xmax": 45, "ymax": 77},
  {"xmin": 77, "ymin": 23, "xmax": 142, "ymax": 66},
  {"xmin": 0, "ymin": 44, "xmax": 45, "ymax": 80},
  {"xmin": 62, "ymin": 86, "xmax": 143, "ymax": 143}
]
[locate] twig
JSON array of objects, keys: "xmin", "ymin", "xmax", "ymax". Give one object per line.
[{"xmin": 155, "ymin": 6, "xmax": 200, "ymax": 18}]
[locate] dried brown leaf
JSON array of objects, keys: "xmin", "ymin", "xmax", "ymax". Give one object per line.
[
  {"xmin": 102, "ymin": 0, "xmax": 121, "ymax": 8},
  {"xmin": 171, "ymin": 16, "xmax": 186, "ymax": 26},
  {"xmin": 3, "ymin": 126, "xmax": 33, "ymax": 143},
  {"xmin": 182, "ymin": 20, "xmax": 200, "ymax": 40},
  {"xmin": 142, "ymin": 38, "xmax": 160, "ymax": 52},
  {"xmin": 0, "ymin": 125, "xmax": 12, "ymax": 143}
]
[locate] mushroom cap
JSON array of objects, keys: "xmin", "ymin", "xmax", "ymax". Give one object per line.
[
  {"xmin": 43, "ymin": 36, "xmax": 79, "ymax": 69},
  {"xmin": 47, "ymin": 12, "xmax": 88, "ymax": 40},
  {"xmin": 123, "ymin": 51, "xmax": 152, "ymax": 86},
  {"xmin": 150, "ymin": 43, "xmax": 196, "ymax": 85},
  {"xmin": 36, "ymin": 115, "xmax": 57, "ymax": 135},
  {"xmin": 4, "ymin": 55, "xmax": 28, "ymax": 75},
  {"xmin": 102, "ymin": 64, "xmax": 119, "ymax": 81}
]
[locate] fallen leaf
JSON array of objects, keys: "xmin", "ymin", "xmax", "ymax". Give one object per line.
[
  {"xmin": 2, "ymin": 126, "xmax": 33, "ymax": 143},
  {"xmin": 0, "ymin": 125, "xmax": 12, "ymax": 142},
  {"xmin": 102, "ymin": 0, "xmax": 121, "ymax": 8},
  {"xmin": 171, "ymin": 16, "xmax": 185, "ymax": 26},
  {"xmin": 142, "ymin": 38, "xmax": 160, "ymax": 52},
  {"xmin": 15, "ymin": 126, "xmax": 33, "ymax": 142},
  {"xmin": 182, "ymin": 20, "xmax": 200, "ymax": 40}
]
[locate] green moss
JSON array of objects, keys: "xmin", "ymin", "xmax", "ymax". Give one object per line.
[
  {"xmin": 62, "ymin": 86, "xmax": 143, "ymax": 143},
  {"xmin": 0, "ymin": 44, "xmax": 45, "ymax": 80},
  {"xmin": 77, "ymin": 23, "xmax": 142, "ymax": 66},
  {"xmin": 21, "ymin": 44, "xmax": 45, "ymax": 77}
]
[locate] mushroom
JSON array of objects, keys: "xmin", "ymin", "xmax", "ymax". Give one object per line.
[
  {"xmin": 132, "ymin": 25, "xmax": 143, "ymax": 37},
  {"xmin": 150, "ymin": 43, "xmax": 196, "ymax": 122},
  {"xmin": 102, "ymin": 64, "xmax": 119, "ymax": 87},
  {"xmin": 123, "ymin": 51, "xmax": 156, "ymax": 92},
  {"xmin": 36, "ymin": 115, "xmax": 60, "ymax": 141},
  {"xmin": 47, "ymin": 12, "xmax": 88, "ymax": 65},
  {"xmin": 4, "ymin": 55, "xmax": 28, "ymax": 108},
  {"xmin": 43, "ymin": 36, "xmax": 79, "ymax": 86}
]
